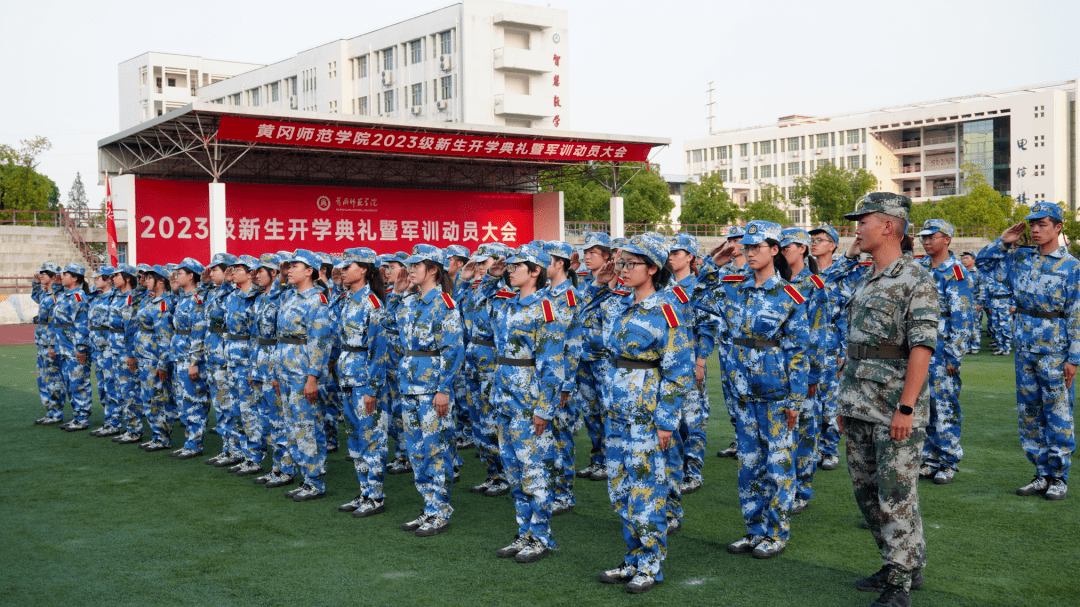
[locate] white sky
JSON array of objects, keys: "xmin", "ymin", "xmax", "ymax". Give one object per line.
[{"xmin": 2, "ymin": 0, "xmax": 1077, "ymax": 207}]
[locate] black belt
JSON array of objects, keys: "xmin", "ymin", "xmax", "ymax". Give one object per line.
[
  {"xmin": 991, "ymin": 294, "xmax": 1011, "ymax": 299},
  {"xmin": 385, "ymin": 329, "xmax": 399, "ymax": 336},
  {"xmin": 174, "ymin": 329, "xmax": 192, "ymax": 335},
  {"xmin": 279, "ymin": 337, "xmax": 308, "ymax": 345},
  {"xmin": 209, "ymin": 326, "xmax": 227, "ymax": 334},
  {"xmin": 226, "ymin": 333, "xmax": 250, "ymax": 341},
  {"xmin": 615, "ymin": 358, "xmax": 660, "ymax": 369},
  {"xmin": 32, "ymin": 316, "xmax": 40, "ymax": 324},
  {"xmin": 92, "ymin": 325, "xmax": 110, "ymax": 332},
  {"xmin": 139, "ymin": 328, "xmax": 154, "ymax": 333},
  {"xmin": 733, "ymin": 337, "xmax": 779, "ymax": 348},
  {"xmin": 342, "ymin": 345, "xmax": 368, "ymax": 353},
  {"xmin": 498, "ymin": 356, "xmax": 535, "ymax": 367},
  {"xmin": 109, "ymin": 328, "xmax": 124, "ymax": 334},
  {"xmin": 473, "ymin": 338, "xmax": 495, "ymax": 348},
  {"xmin": 54, "ymin": 323, "xmax": 74, "ymax": 328},
  {"xmin": 847, "ymin": 344, "xmax": 909, "ymax": 360},
  {"xmin": 405, "ymin": 349, "xmax": 439, "ymax": 357},
  {"xmin": 940, "ymin": 312, "xmax": 951, "ymax": 318},
  {"xmin": 1016, "ymin": 307, "xmax": 1064, "ymax": 319},
  {"xmin": 256, "ymin": 337, "xmax": 277, "ymax": 345}
]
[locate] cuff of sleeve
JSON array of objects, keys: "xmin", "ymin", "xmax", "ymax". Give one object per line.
[{"xmin": 533, "ymin": 408, "xmax": 553, "ymax": 421}]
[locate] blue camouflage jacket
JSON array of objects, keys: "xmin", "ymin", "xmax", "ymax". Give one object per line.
[
  {"xmin": 920, "ymin": 254, "xmax": 976, "ymax": 362},
  {"xmin": 31, "ymin": 283, "xmax": 63, "ymax": 348},
  {"xmin": 169, "ymin": 287, "xmax": 208, "ymax": 369},
  {"xmin": 275, "ymin": 286, "xmax": 332, "ymax": 379},
  {"xmin": 50, "ymin": 287, "xmax": 91, "ymax": 357},
  {"xmin": 133, "ymin": 291, "xmax": 174, "ymax": 366},
  {"xmin": 251, "ymin": 282, "xmax": 283, "ymax": 383},
  {"xmin": 223, "ymin": 284, "xmax": 261, "ymax": 367},
  {"xmin": 391, "ymin": 287, "xmax": 464, "ymax": 396},
  {"xmin": 87, "ymin": 288, "xmax": 115, "ymax": 353},
  {"xmin": 335, "ymin": 284, "xmax": 387, "ymax": 398},
  {"xmin": 490, "ymin": 287, "xmax": 570, "ymax": 421},
  {"xmin": 545, "ymin": 278, "xmax": 584, "ymax": 394},
  {"xmin": 204, "ymin": 282, "xmax": 233, "ymax": 365}
]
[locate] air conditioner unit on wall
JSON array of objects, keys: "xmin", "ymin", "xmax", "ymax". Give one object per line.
[
  {"xmin": 440, "ymin": 55, "xmax": 453, "ymax": 71},
  {"xmin": 436, "ymin": 100, "xmax": 448, "ymax": 110},
  {"xmin": 815, "ymin": 149, "xmax": 824, "ymax": 155},
  {"xmin": 758, "ymin": 155, "xmax": 766, "ymax": 161},
  {"xmin": 411, "ymin": 105, "xmax": 422, "ymax": 115},
  {"xmin": 381, "ymin": 71, "xmax": 394, "ymax": 86},
  {"xmin": 792, "ymin": 151, "xmax": 799, "ymax": 157},
  {"xmin": 289, "ymin": 95, "xmax": 297, "ymax": 109},
  {"xmin": 851, "ymin": 144, "xmax": 859, "ymax": 151}
]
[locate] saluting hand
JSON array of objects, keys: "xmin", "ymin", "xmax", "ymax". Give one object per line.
[
  {"xmin": 75, "ymin": 352, "xmax": 87, "ymax": 365},
  {"xmin": 459, "ymin": 261, "xmax": 477, "ymax": 281},
  {"xmin": 487, "ymin": 259, "xmax": 507, "ymax": 277},
  {"xmin": 1000, "ymin": 222, "xmax": 1026, "ymax": 245},
  {"xmin": 594, "ymin": 260, "xmax": 617, "ymax": 285},
  {"xmin": 127, "ymin": 357, "xmax": 137, "ymax": 374},
  {"xmin": 712, "ymin": 242, "xmax": 737, "ymax": 267}
]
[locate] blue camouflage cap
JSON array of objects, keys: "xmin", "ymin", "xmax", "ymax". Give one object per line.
[
  {"xmin": 276, "ymin": 250, "xmax": 293, "ymax": 261},
  {"xmin": 258, "ymin": 253, "xmax": 280, "ymax": 271},
  {"xmin": 583, "ymin": 232, "xmax": 612, "ymax": 250},
  {"xmin": 229, "ymin": 254, "xmax": 260, "ymax": 271},
  {"xmin": 337, "ymin": 247, "xmax": 378, "ymax": 268},
  {"xmin": 148, "ymin": 264, "xmax": 169, "ymax": 279},
  {"xmin": 809, "ymin": 224, "xmax": 840, "ymax": 244},
  {"xmin": 727, "ymin": 225, "xmax": 746, "ymax": 239},
  {"xmin": 61, "ymin": 262, "xmax": 86, "ymax": 276},
  {"xmin": 780, "ymin": 227, "xmax": 812, "ymax": 247},
  {"xmin": 740, "ymin": 220, "xmax": 783, "ymax": 246},
  {"xmin": 445, "ymin": 244, "xmax": 471, "ymax": 260},
  {"xmin": 620, "ymin": 234, "xmax": 669, "ymax": 268},
  {"xmin": 916, "ymin": 219, "xmax": 955, "ymax": 238},
  {"xmin": 469, "ymin": 243, "xmax": 502, "ymax": 262},
  {"xmin": 961, "ymin": 251, "xmax": 975, "ymax": 257},
  {"xmin": 405, "ymin": 243, "xmax": 445, "ymax": 267},
  {"xmin": 1024, "ymin": 202, "xmax": 1063, "ymax": 222},
  {"xmin": 671, "ymin": 232, "xmax": 700, "ymax": 257},
  {"xmin": 289, "ymin": 249, "xmax": 322, "ymax": 269},
  {"xmin": 505, "ymin": 244, "xmax": 551, "ymax": 268},
  {"xmin": 611, "ymin": 237, "xmax": 630, "ymax": 249},
  {"xmin": 115, "ymin": 263, "xmax": 136, "ymax": 276},
  {"xmin": 386, "ymin": 251, "xmax": 411, "ymax": 265},
  {"xmin": 209, "ymin": 252, "xmax": 237, "ymax": 268},
  {"xmin": 39, "ymin": 261, "xmax": 62, "ymax": 274},
  {"xmin": 544, "ymin": 240, "xmax": 574, "ymax": 261},
  {"xmin": 178, "ymin": 257, "xmax": 205, "ymax": 275},
  {"xmin": 96, "ymin": 265, "xmax": 117, "ymax": 278},
  {"xmin": 136, "ymin": 263, "xmax": 153, "ymax": 274}
]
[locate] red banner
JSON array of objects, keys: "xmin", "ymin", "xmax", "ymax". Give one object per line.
[
  {"xmin": 133, "ymin": 179, "xmax": 533, "ymax": 265},
  {"xmin": 216, "ymin": 115, "xmax": 653, "ymax": 163},
  {"xmin": 105, "ymin": 177, "xmax": 119, "ymax": 266}
]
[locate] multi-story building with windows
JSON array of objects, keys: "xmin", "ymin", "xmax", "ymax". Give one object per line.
[
  {"xmin": 117, "ymin": 0, "xmax": 569, "ymax": 132},
  {"xmin": 684, "ymin": 79, "xmax": 1078, "ymax": 224}
]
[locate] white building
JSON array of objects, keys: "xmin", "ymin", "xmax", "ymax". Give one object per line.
[
  {"xmin": 684, "ymin": 79, "xmax": 1078, "ymax": 224},
  {"xmin": 118, "ymin": 0, "xmax": 569, "ymax": 132}
]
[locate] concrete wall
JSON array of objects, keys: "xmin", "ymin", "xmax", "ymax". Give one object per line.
[
  {"xmin": 0, "ymin": 226, "xmax": 89, "ymax": 278},
  {"xmin": 0, "ymin": 294, "xmax": 37, "ymax": 325}
]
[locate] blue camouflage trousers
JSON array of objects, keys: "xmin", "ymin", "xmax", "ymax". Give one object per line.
[
  {"xmin": 454, "ymin": 373, "xmax": 471, "ymax": 442},
  {"xmin": 387, "ymin": 371, "xmax": 408, "ymax": 461},
  {"xmin": 401, "ymin": 394, "xmax": 455, "ymax": 519},
  {"xmin": 605, "ymin": 416, "xmax": 668, "ymax": 581},
  {"xmin": 94, "ymin": 349, "xmax": 120, "ymax": 428},
  {"xmin": 735, "ymin": 399, "xmax": 795, "ymax": 541},
  {"xmin": 793, "ymin": 400, "xmax": 819, "ymax": 502},
  {"xmin": 59, "ymin": 355, "xmax": 93, "ymax": 424},
  {"xmin": 665, "ymin": 428, "xmax": 685, "ymax": 524},
  {"xmin": 319, "ymin": 372, "xmax": 341, "ymax": 451},
  {"xmin": 923, "ymin": 353, "xmax": 963, "ymax": 471},
  {"xmin": 253, "ymin": 380, "xmax": 294, "ymax": 476},
  {"xmin": 137, "ymin": 359, "xmax": 173, "ymax": 445},
  {"xmin": 817, "ymin": 365, "xmax": 842, "ymax": 459},
  {"xmin": 1015, "ymin": 350, "xmax": 1075, "ymax": 482},
  {"xmin": 498, "ymin": 413, "xmax": 556, "ymax": 547},
  {"xmin": 116, "ymin": 357, "xmax": 142, "ymax": 434},
  {"xmin": 988, "ymin": 303, "xmax": 1013, "ymax": 352},
  {"xmin": 345, "ymin": 387, "xmax": 389, "ymax": 501},
  {"xmin": 207, "ymin": 363, "xmax": 234, "ymax": 454},
  {"xmin": 283, "ymin": 374, "xmax": 328, "ymax": 493},
  {"xmin": 36, "ymin": 347, "xmax": 64, "ymax": 420},
  {"xmin": 238, "ymin": 375, "xmax": 269, "ymax": 465},
  {"xmin": 173, "ymin": 364, "xmax": 210, "ymax": 452},
  {"xmin": 576, "ymin": 359, "xmax": 609, "ymax": 466},
  {"xmin": 468, "ymin": 373, "xmax": 504, "ymax": 481},
  {"xmin": 679, "ymin": 381, "xmax": 710, "ymax": 482},
  {"xmin": 552, "ymin": 394, "xmax": 576, "ymax": 506},
  {"xmin": 228, "ymin": 365, "xmax": 255, "ymax": 461}
]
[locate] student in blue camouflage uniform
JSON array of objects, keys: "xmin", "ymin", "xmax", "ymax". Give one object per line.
[
  {"xmin": 486, "ymin": 244, "xmax": 569, "ymax": 563},
  {"xmin": 916, "ymin": 220, "xmax": 975, "ymax": 485},
  {"xmin": 444, "ymin": 244, "xmax": 474, "ymax": 452},
  {"xmin": 574, "ymin": 232, "xmax": 614, "ymax": 481},
  {"xmin": 204, "ymin": 253, "xmax": 238, "ymax": 464},
  {"xmin": 250, "ymin": 254, "xmax": 295, "ymax": 488},
  {"xmin": 977, "ymin": 202, "xmax": 1080, "ymax": 500},
  {"xmin": 107, "ymin": 265, "xmax": 144, "ymax": 443},
  {"xmin": 167, "ymin": 258, "xmax": 210, "ymax": 459},
  {"xmin": 456, "ymin": 243, "xmax": 512, "ymax": 497},
  {"xmin": 220, "ymin": 255, "xmax": 265, "ymax": 476},
  {"xmin": 668, "ymin": 233, "xmax": 711, "ymax": 498},
  {"xmin": 31, "ymin": 262, "xmax": 65, "ymax": 425},
  {"xmin": 541, "ymin": 240, "xmax": 583, "ymax": 514},
  {"xmin": 392, "ymin": 244, "xmax": 465, "ymax": 537},
  {"xmin": 333, "ymin": 248, "xmax": 391, "ymax": 518},
  {"xmin": 50, "ymin": 263, "xmax": 94, "ymax": 431},
  {"xmin": 779, "ymin": 228, "xmax": 829, "ymax": 515},
  {"xmin": 382, "ymin": 252, "xmax": 415, "ymax": 476},
  {"xmin": 586, "ymin": 234, "xmax": 692, "ymax": 594},
  {"xmin": 277, "ymin": 249, "xmax": 334, "ymax": 501},
  {"xmin": 87, "ymin": 267, "xmax": 117, "ymax": 435},
  {"xmin": 960, "ymin": 252, "xmax": 985, "ymax": 354},
  {"xmin": 808, "ymin": 224, "xmax": 847, "ymax": 471},
  {"xmin": 317, "ymin": 253, "xmax": 344, "ymax": 454},
  {"xmin": 132, "ymin": 265, "xmax": 175, "ymax": 451},
  {"xmin": 983, "ymin": 271, "xmax": 1014, "ymax": 355},
  {"xmin": 699, "ymin": 221, "xmax": 811, "ymax": 560}
]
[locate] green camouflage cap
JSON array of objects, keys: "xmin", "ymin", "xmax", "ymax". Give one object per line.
[{"xmin": 844, "ymin": 192, "xmax": 912, "ymax": 221}]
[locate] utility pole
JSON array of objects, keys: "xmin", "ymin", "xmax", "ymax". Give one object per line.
[{"xmin": 706, "ymin": 81, "xmax": 716, "ymax": 134}]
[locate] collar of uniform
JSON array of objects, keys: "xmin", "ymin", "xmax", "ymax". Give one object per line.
[
  {"xmin": 420, "ymin": 287, "xmax": 442, "ymax": 304},
  {"xmin": 866, "ymin": 255, "xmax": 908, "ymax": 282},
  {"xmin": 546, "ymin": 279, "xmax": 570, "ymax": 297},
  {"xmin": 677, "ymin": 273, "xmax": 697, "ymax": 290},
  {"xmin": 1045, "ymin": 245, "xmax": 1068, "ymax": 259},
  {"xmin": 151, "ymin": 292, "xmax": 168, "ymax": 303},
  {"xmin": 931, "ymin": 254, "xmax": 959, "ymax": 272},
  {"xmin": 349, "ymin": 285, "xmax": 372, "ymax": 303},
  {"xmin": 743, "ymin": 273, "xmax": 782, "ymax": 291},
  {"xmin": 517, "ymin": 289, "xmax": 544, "ymax": 306},
  {"xmin": 792, "ymin": 266, "xmax": 814, "ymax": 282},
  {"xmin": 297, "ymin": 286, "xmax": 320, "ymax": 298}
]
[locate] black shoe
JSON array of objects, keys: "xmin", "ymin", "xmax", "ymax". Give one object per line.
[
  {"xmin": 338, "ymin": 495, "xmax": 365, "ymax": 512},
  {"xmin": 285, "ymin": 484, "xmax": 310, "ymax": 498},
  {"xmin": 144, "ymin": 441, "xmax": 170, "ymax": 452},
  {"xmin": 114, "ymin": 432, "xmax": 142, "ymax": 444},
  {"xmin": 214, "ymin": 455, "xmax": 241, "ymax": 468},
  {"xmin": 175, "ymin": 449, "xmax": 203, "ymax": 460},
  {"xmin": 856, "ymin": 566, "xmax": 924, "ymax": 593},
  {"xmin": 872, "ymin": 583, "xmax": 911, "ymax": 607},
  {"xmin": 717, "ymin": 442, "xmax": 737, "ymax": 458},
  {"xmin": 401, "ymin": 514, "xmax": 429, "ymax": 532},
  {"xmin": 1017, "ymin": 475, "xmax": 1049, "ymax": 496},
  {"xmin": 265, "ymin": 474, "xmax": 295, "ymax": 488},
  {"xmin": 352, "ymin": 498, "xmax": 385, "ymax": 518},
  {"xmin": 65, "ymin": 421, "xmax": 90, "ymax": 432},
  {"xmin": 599, "ymin": 563, "xmax": 635, "ymax": 584},
  {"xmin": 292, "ymin": 486, "xmax": 326, "ymax": 502}
]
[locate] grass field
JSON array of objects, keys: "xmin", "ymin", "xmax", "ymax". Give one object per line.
[{"xmin": 1, "ymin": 341, "xmax": 1077, "ymax": 607}]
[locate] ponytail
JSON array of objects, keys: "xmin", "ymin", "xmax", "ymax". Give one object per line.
[{"xmin": 767, "ymin": 239, "xmax": 793, "ymax": 282}]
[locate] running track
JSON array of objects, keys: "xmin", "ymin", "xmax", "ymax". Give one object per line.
[{"xmin": 0, "ymin": 324, "xmax": 35, "ymax": 346}]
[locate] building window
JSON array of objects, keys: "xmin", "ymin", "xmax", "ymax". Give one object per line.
[
  {"xmin": 816, "ymin": 134, "xmax": 829, "ymax": 148},
  {"xmin": 355, "ymin": 55, "xmax": 368, "ymax": 79},
  {"xmin": 817, "ymin": 158, "xmax": 830, "ymax": 170},
  {"xmin": 328, "ymin": 61, "xmax": 337, "ymax": 78},
  {"xmin": 848, "ymin": 155, "xmax": 860, "ymax": 169},
  {"xmin": 384, "ymin": 89, "xmax": 395, "ymax": 113},
  {"xmin": 328, "ymin": 100, "xmax": 337, "ymax": 113},
  {"xmin": 787, "ymin": 136, "xmax": 800, "ymax": 152},
  {"xmin": 355, "ymin": 96, "xmax": 368, "ymax": 115},
  {"xmin": 740, "ymin": 167, "xmax": 748, "ymax": 180},
  {"xmin": 411, "ymin": 40, "xmax": 422, "ymax": 64},
  {"xmin": 167, "ymin": 78, "xmax": 176, "ymax": 87},
  {"xmin": 719, "ymin": 146, "xmax": 729, "ymax": 160},
  {"xmin": 270, "ymin": 82, "xmax": 280, "ymax": 102},
  {"xmin": 412, "ymin": 83, "xmax": 423, "ymax": 107},
  {"xmin": 383, "ymin": 47, "xmax": 395, "ymax": 71},
  {"xmin": 739, "ymin": 143, "xmax": 749, "ymax": 157},
  {"xmin": 846, "ymin": 129, "xmax": 860, "ymax": 145},
  {"xmin": 754, "ymin": 166, "xmax": 759, "ymax": 179},
  {"xmin": 692, "ymin": 150, "xmax": 703, "ymax": 163},
  {"xmin": 139, "ymin": 67, "xmax": 147, "ymax": 86},
  {"xmin": 760, "ymin": 140, "xmax": 772, "ymax": 155},
  {"xmin": 229, "ymin": 93, "xmax": 240, "ymax": 105},
  {"xmin": 440, "ymin": 30, "xmax": 453, "ymax": 55},
  {"xmin": 248, "ymin": 88, "xmax": 260, "ymax": 106},
  {"xmin": 788, "ymin": 162, "xmax": 800, "ymax": 176},
  {"xmin": 760, "ymin": 165, "xmax": 773, "ymax": 178},
  {"xmin": 440, "ymin": 75, "xmax": 452, "ymax": 100}
]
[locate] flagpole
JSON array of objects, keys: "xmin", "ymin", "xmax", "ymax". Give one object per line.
[{"xmin": 106, "ymin": 176, "xmax": 119, "ymax": 266}]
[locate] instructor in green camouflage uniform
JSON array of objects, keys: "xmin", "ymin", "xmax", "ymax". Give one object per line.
[{"xmin": 838, "ymin": 193, "xmax": 939, "ymax": 607}]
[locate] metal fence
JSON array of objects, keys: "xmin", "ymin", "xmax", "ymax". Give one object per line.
[
  {"xmin": 0, "ymin": 208, "xmax": 127, "ymax": 228},
  {"xmin": 566, "ymin": 221, "xmax": 996, "ymax": 240}
]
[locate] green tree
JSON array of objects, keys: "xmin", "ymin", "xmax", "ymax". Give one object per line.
[
  {"xmin": 790, "ymin": 162, "xmax": 878, "ymax": 224},
  {"xmin": 908, "ymin": 163, "xmax": 1025, "ymax": 234},
  {"xmin": 0, "ymin": 137, "xmax": 59, "ymax": 214},
  {"xmin": 66, "ymin": 172, "xmax": 90, "ymax": 215},
  {"xmin": 741, "ymin": 183, "xmax": 787, "ymax": 223},
  {"xmin": 679, "ymin": 172, "xmax": 739, "ymax": 225},
  {"xmin": 542, "ymin": 162, "xmax": 674, "ymax": 224}
]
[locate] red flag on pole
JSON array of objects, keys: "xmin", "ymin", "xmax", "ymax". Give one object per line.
[{"xmin": 105, "ymin": 177, "xmax": 119, "ymax": 266}]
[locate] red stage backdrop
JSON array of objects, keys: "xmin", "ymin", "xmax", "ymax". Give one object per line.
[{"xmin": 133, "ymin": 179, "xmax": 533, "ymax": 265}]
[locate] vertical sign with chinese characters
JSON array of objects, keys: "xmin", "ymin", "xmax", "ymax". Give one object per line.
[{"xmin": 132, "ymin": 179, "xmax": 533, "ymax": 264}]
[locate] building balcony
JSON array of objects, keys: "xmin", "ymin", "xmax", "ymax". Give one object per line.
[
  {"xmin": 494, "ymin": 12, "xmax": 554, "ymax": 29},
  {"xmin": 494, "ymin": 93, "xmax": 553, "ymax": 118},
  {"xmin": 891, "ymin": 165, "xmax": 922, "ymax": 179},
  {"xmin": 493, "ymin": 47, "xmax": 553, "ymax": 74}
]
